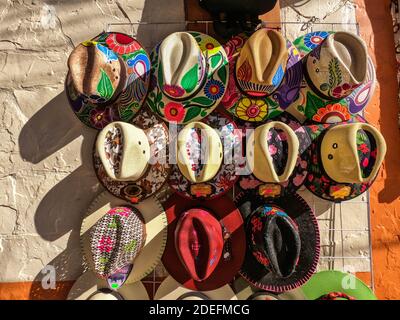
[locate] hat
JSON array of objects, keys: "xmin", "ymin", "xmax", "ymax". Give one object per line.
[
  {"xmin": 146, "ymin": 32, "xmax": 228, "ymax": 124},
  {"xmin": 66, "ymin": 32, "xmax": 151, "ymax": 129},
  {"xmin": 305, "ymin": 116, "xmax": 386, "ymax": 202},
  {"xmin": 238, "ymin": 112, "xmax": 311, "ymax": 197},
  {"xmin": 221, "ymin": 29, "xmax": 303, "ymax": 122},
  {"xmin": 154, "ymin": 276, "xmax": 238, "ymax": 300},
  {"xmin": 299, "ymin": 271, "xmax": 377, "ymax": 300},
  {"xmin": 162, "ymin": 194, "xmax": 246, "ymax": 291},
  {"xmin": 236, "ymin": 192, "xmax": 320, "ymax": 293},
  {"xmin": 168, "ymin": 111, "xmax": 242, "ymax": 200},
  {"xmin": 67, "ymin": 271, "xmax": 149, "ymax": 300},
  {"xmin": 81, "ymin": 192, "xmax": 167, "ymax": 284},
  {"xmin": 93, "ymin": 107, "xmax": 171, "ymax": 203},
  {"xmin": 289, "ymin": 31, "xmax": 376, "ymax": 123}
]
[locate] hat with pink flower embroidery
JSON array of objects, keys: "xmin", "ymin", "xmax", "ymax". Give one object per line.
[
  {"xmin": 288, "ymin": 31, "xmax": 376, "ymax": 123},
  {"xmin": 146, "ymin": 31, "xmax": 229, "ymax": 124},
  {"xmin": 66, "ymin": 32, "xmax": 151, "ymax": 129}
]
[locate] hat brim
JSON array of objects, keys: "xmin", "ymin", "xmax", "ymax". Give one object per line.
[
  {"xmin": 81, "ymin": 192, "xmax": 167, "ymax": 283},
  {"xmin": 146, "ymin": 32, "xmax": 229, "ymax": 124},
  {"xmin": 299, "ymin": 271, "xmax": 377, "ymax": 300},
  {"xmin": 168, "ymin": 110, "xmax": 241, "ymax": 200},
  {"xmin": 162, "ymin": 194, "xmax": 246, "ymax": 291},
  {"xmin": 288, "ymin": 31, "xmax": 376, "ymax": 123},
  {"xmin": 155, "ymin": 276, "xmax": 238, "ymax": 300},
  {"xmin": 66, "ymin": 32, "xmax": 151, "ymax": 130},
  {"xmin": 93, "ymin": 107, "xmax": 171, "ymax": 202},
  {"xmin": 235, "ymin": 192, "xmax": 320, "ymax": 293},
  {"xmin": 67, "ymin": 271, "xmax": 149, "ymax": 300},
  {"xmin": 221, "ymin": 32, "xmax": 303, "ymax": 123}
]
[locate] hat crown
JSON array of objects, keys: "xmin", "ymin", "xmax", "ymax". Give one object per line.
[
  {"xmin": 236, "ymin": 29, "xmax": 288, "ymax": 96},
  {"xmin": 306, "ymin": 32, "xmax": 368, "ymax": 100},
  {"xmin": 159, "ymin": 32, "xmax": 206, "ymax": 100},
  {"xmin": 68, "ymin": 41, "xmax": 124, "ymax": 104}
]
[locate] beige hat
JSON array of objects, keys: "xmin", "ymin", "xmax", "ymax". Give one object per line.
[
  {"xmin": 321, "ymin": 122, "xmax": 386, "ymax": 183},
  {"xmin": 177, "ymin": 121, "xmax": 223, "ymax": 183},
  {"xmin": 81, "ymin": 192, "xmax": 167, "ymax": 284},
  {"xmin": 67, "ymin": 271, "xmax": 149, "ymax": 300},
  {"xmin": 154, "ymin": 276, "xmax": 238, "ymax": 300},
  {"xmin": 246, "ymin": 121, "xmax": 300, "ymax": 183}
]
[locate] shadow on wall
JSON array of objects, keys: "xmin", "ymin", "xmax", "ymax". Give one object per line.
[{"xmin": 279, "ymin": 0, "xmax": 313, "ymax": 9}]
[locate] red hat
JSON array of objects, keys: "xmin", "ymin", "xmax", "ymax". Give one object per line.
[{"xmin": 162, "ymin": 194, "xmax": 246, "ymax": 291}]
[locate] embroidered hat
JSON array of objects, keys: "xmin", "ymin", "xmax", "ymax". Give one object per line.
[
  {"xmin": 93, "ymin": 107, "xmax": 170, "ymax": 203},
  {"xmin": 236, "ymin": 192, "xmax": 320, "ymax": 292},
  {"xmin": 305, "ymin": 116, "xmax": 386, "ymax": 202},
  {"xmin": 81, "ymin": 192, "xmax": 167, "ymax": 284},
  {"xmin": 146, "ymin": 32, "xmax": 228, "ymax": 124},
  {"xmin": 289, "ymin": 31, "xmax": 376, "ymax": 123},
  {"xmin": 222, "ymin": 29, "xmax": 303, "ymax": 122},
  {"xmin": 66, "ymin": 32, "xmax": 151, "ymax": 129},
  {"xmin": 162, "ymin": 194, "xmax": 246, "ymax": 291}
]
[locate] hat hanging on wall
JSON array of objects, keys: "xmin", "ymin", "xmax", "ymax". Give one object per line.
[
  {"xmin": 168, "ymin": 111, "xmax": 243, "ymax": 200},
  {"xmin": 93, "ymin": 107, "xmax": 170, "ymax": 203},
  {"xmin": 289, "ymin": 31, "xmax": 376, "ymax": 123},
  {"xmin": 66, "ymin": 32, "xmax": 151, "ymax": 129},
  {"xmin": 304, "ymin": 116, "xmax": 386, "ymax": 202},
  {"xmin": 221, "ymin": 29, "xmax": 303, "ymax": 122},
  {"xmin": 146, "ymin": 31, "xmax": 229, "ymax": 124},
  {"xmin": 162, "ymin": 194, "xmax": 246, "ymax": 291},
  {"xmin": 235, "ymin": 191, "xmax": 320, "ymax": 293}
]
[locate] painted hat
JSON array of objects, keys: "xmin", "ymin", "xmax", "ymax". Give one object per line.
[
  {"xmin": 93, "ymin": 107, "xmax": 170, "ymax": 203},
  {"xmin": 81, "ymin": 192, "xmax": 167, "ymax": 285},
  {"xmin": 67, "ymin": 271, "xmax": 149, "ymax": 300},
  {"xmin": 305, "ymin": 116, "xmax": 386, "ymax": 202},
  {"xmin": 146, "ymin": 31, "xmax": 229, "ymax": 124},
  {"xmin": 236, "ymin": 192, "xmax": 320, "ymax": 292},
  {"xmin": 162, "ymin": 194, "xmax": 246, "ymax": 291},
  {"xmin": 238, "ymin": 112, "xmax": 311, "ymax": 197},
  {"xmin": 168, "ymin": 111, "xmax": 243, "ymax": 200},
  {"xmin": 289, "ymin": 31, "xmax": 376, "ymax": 123},
  {"xmin": 299, "ymin": 271, "xmax": 377, "ymax": 300},
  {"xmin": 66, "ymin": 32, "xmax": 151, "ymax": 129},
  {"xmin": 221, "ymin": 29, "xmax": 303, "ymax": 122}
]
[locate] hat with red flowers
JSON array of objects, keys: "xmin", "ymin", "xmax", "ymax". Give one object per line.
[{"xmin": 66, "ymin": 32, "xmax": 151, "ymax": 129}]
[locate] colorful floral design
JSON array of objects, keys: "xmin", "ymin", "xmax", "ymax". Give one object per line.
[
  {"xmin": 204, "ymin": 79, "xmax": 224, "ymax": 100},
  {"xmin": 163, "ymin": 84, "xmax": 185, "ymax": 98},
  {"xmin": 311, "ymin": 103, "xmax": 351, "ymax": 123},
  {"xmin": 89, "ymin": 107, "xmax": 112, "ymax": 129},
  {"xmin": 106, "ymin": 33, "xmax": 141, "ymax": 54},
  {"xmin": 236, "ymin": 98, "xmax": 268, "ymax": 122},
  {"xmin": 198, "ymin": 36, "xmax": 221, "ymax": 55},
  {"xmin": 332, "ymin": 83, "xmax": 360, "ymax": 99},
  {"xmin": 303, "ymin": 31, "xmax": 329, "ymax": 49},
  {"xmin": 164, "ymin": 102, "xmax": 185, "ymax": 123}
]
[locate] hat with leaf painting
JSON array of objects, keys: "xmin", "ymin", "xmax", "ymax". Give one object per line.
[
  {"xmin": 289, "ymin": 31, "xmax": 376, "ymax": 123},
  {"xmin": 221, "ymin": 28, "xmax": 303, "ymax": 122},
  {"xmin": 66, "ymin": 32, "xmax": 151, "ymax": 129},
  {"xmin": 146, "ymin": 31, "xmax": 229, "ymax": 124}
]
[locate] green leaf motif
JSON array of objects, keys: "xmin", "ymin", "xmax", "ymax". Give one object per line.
[
  {"xmin": 183, "ymin": 107, "xmax": 201, "ymax": 123},
  {"xmin": 191, "ymin": 96, "xmax": 214, "ymax": 106},
  {"xmin": 268, "ymin": 110, "xmax": 282, "ymax": 119},
  {"xmin": 305, "ymin": 91, "xmax": 325, "ymax": 119},
  {"xmin": 210, "ymin": 54, "xmax": 222, "ymax": 69},
  {"xmin": 217, "ymin": 65, "xmax": 227, "ymax": 83},
  {"xmin": 181, "ymin": 64, "xmax": 199, "ymax": 93},
  {"xmin": 265, "ymin": 97, "xmax": 278, "ymax": 110},
  {"xmin": 328, "ymin": 57, "xmax": 342, "ymax": 89},
  {"xmin": 97, "ymin": 69, "xmax": 114, "ymax": 100}
]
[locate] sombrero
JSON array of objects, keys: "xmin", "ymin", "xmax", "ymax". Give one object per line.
[
  {"xmin": 154, "ymin": 276, "xmax": 238, "ymax": 300},
  {"xmin": 221, "ymin": 28, "xmax": 303, "ymax": 122},
  {"xmin": 146, "ymin": 31, "xmax": 228, "ymax": 124},
  {"xmin": 299, "ymin": 271, "xmax": 377, "ymax": 300},
  {"xmin": 81, "ymin": 192, "xmax": 167, "ymax": 284},
  {"xmin": 304, "ymin": 116, "xmax": 386, "ymax": 202},
  {"xmin": 162, "ymin": 194, "xmax": 246, "ymax": 291},
  {"xmin": 168, "ymin": 111, "xmax": 242, "ymax": 200},
  {"xmin": 66, "ymin": 32, "xmax": 151, "ymax": 129},
  {"xmin": 67, "ymin": 271, "xmax": 149, "ymax": 300},
  {"xmin": 93, "ymin": 107, "xmax": 170, "ymax": 203},
  {"xmin": 237, "ymin": 112, "xmax": 311, "ymax": 197},
  {"xmin": 235, "ymin": 191, "xmax": 320, "ymax": 293},
  {"xmin": 289, "ymin": 31, "xmax": 376, "ymax": 123}
]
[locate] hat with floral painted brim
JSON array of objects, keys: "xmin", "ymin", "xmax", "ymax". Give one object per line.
[
  {"xmin": 237, "ymin": 112, "xmax": 311, "ymax": 197},
  {"xmin": 146, "ymin": 31, "xmax": 229, "ymax": 124},
  {"xmin": 168, "ymin": 110, "xmax": 244, "ymax": 200},
  {"xmin": 220, "ymin": 29, "xmax": 303, "ymax": 123},
  {"xmin": 66, "ymin": 32, "xmax": 151, "ymax": 130},
  {"xmin": 93, "ymin": 107, "xmax": 171, "ymax": 203},
  {"xmin": 288, "ymin": 31, "xmax": 376, "ymax": 123}
]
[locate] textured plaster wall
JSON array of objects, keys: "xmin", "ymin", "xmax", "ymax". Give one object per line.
[{"xmin": 0, "ymin": 0, "xmax": 184, "ymax": 282}]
